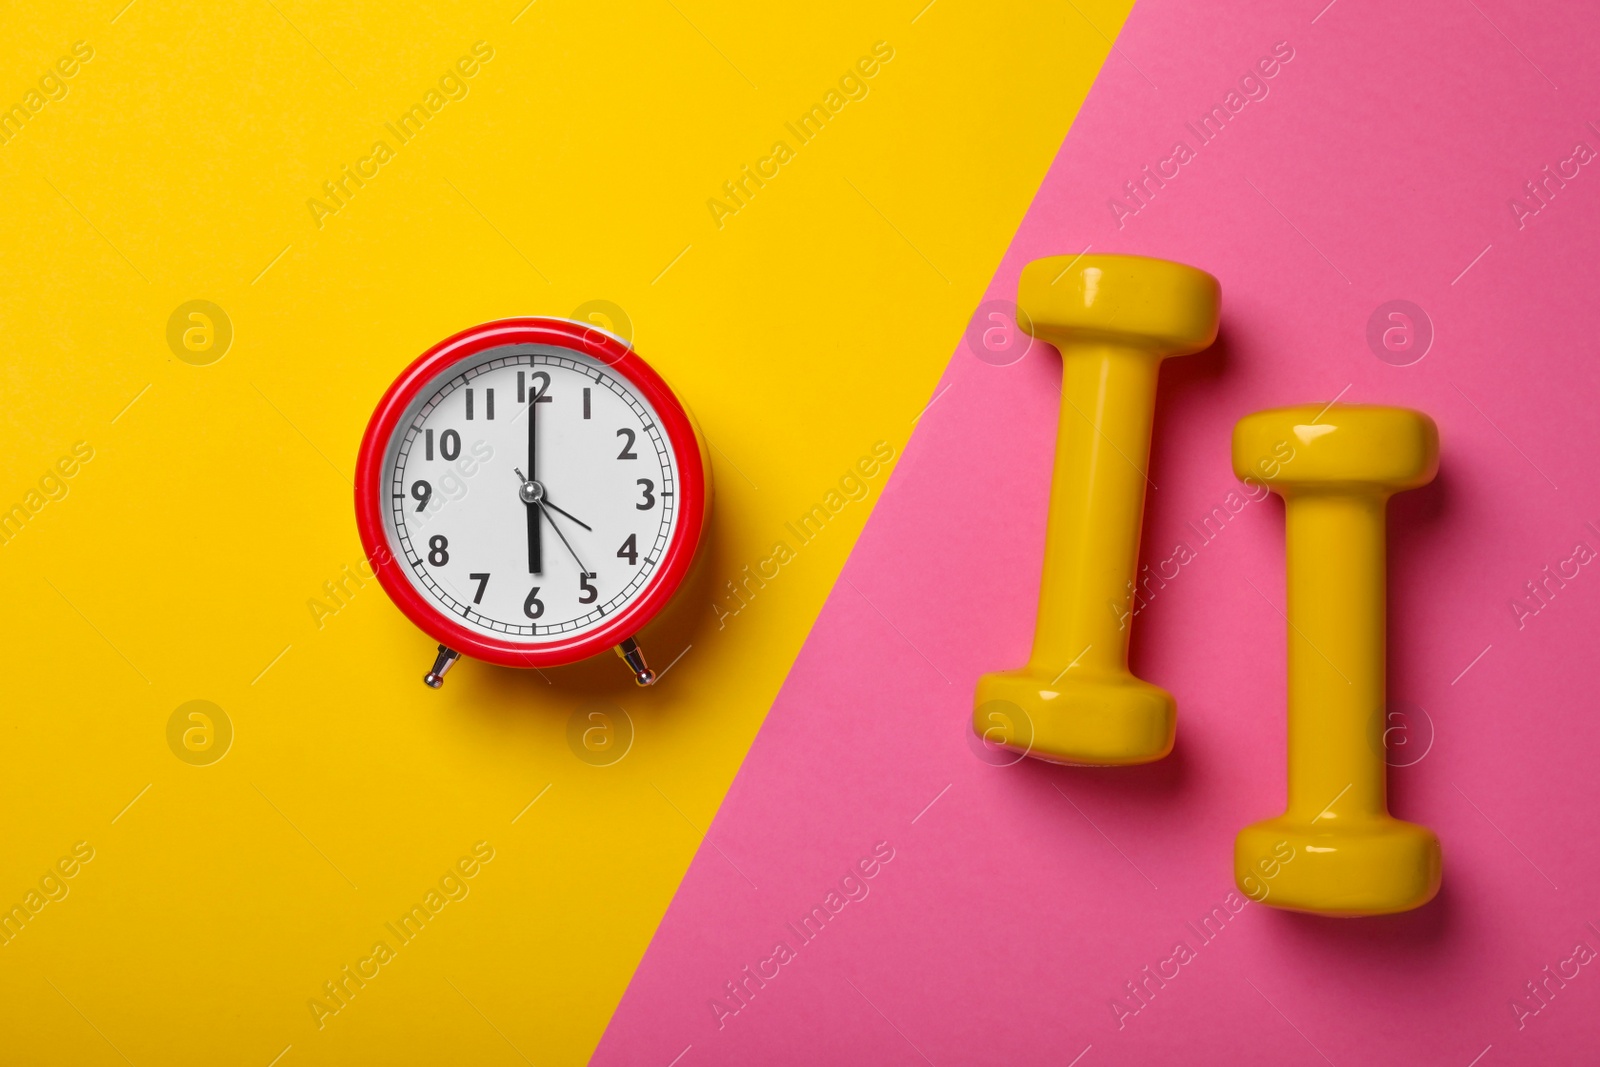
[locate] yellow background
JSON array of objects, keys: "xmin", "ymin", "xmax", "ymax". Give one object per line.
[{"xmin": 0, "ymin": 1, "xmax": 1128, "ymax": 1062}]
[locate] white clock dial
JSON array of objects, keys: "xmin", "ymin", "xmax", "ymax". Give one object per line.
[{"xmin": 381, "ymin": 344, "xmax": 679, "ymax": 642}]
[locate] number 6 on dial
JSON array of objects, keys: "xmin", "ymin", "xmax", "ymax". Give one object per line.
[{"xmin": 354, "ymin": 318, "xmax": 710, "ymax": 688}]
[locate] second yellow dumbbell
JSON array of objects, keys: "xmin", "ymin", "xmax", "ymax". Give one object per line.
[{"xmin": 1233, "ymin": 404, "xmax": 1442, "ymax": 916}]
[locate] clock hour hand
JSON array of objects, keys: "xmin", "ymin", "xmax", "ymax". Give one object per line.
[{"xmin": 515, "ymin": 466, "xmax": 541, "ymax": 574}]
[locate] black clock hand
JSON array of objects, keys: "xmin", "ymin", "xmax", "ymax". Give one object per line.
[
  {"xmin": 538, "ymin": 502, "xmax": 590, "ymax": 575},
  {"xmin": 520, "ymin": 379, "xmax": 556, "ymax": 573},
  {"xmin": 515, "ymin": 466, "xmax": 541, "ymax": 575},
  {"xmin": 527, "ymin": 392, "xmax": 541, "ymax": 575},
  {"xmin": 541, "ymin": 496, "xmax": 592, "ymax": 532}
]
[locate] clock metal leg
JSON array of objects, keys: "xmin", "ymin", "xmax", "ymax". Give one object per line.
[
  {"xmin": 616, "ymin": 637, "xmax": 656, "ymax": 686},
  {"xmin": 424, "ymin": 645, "xmax": 460, "ymax": 688}
]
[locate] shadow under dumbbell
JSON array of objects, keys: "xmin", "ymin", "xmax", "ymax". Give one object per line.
[
  {"xmin": 1009, "ymin": 728, "xmax": 1194, "ymax": 803},
  {"xmin": 1143, "ymin": 322, "xmax": 1233, "ymax": 552},
  {"xmin": 1125, "ymin": 322, "xmax": 1234, "ymax": 775},
  {"xmin": 1154, "ymin": 320, "xmax": 1234, "ymax": 400},
  {"xmin": 1139, "ymin": 319, "xmax": 1235, "ymax": 544},
  {"xmin": 1383, "ymin": 462, "xmax": 1455, "ymax": 915},
  {"xmin": 1388, "ymin": 461, "xmax": 1453, "ymax": 747},
  {"xmin": 1264, "ymin": 867, "xmax": 1455, "ymax": 953}
]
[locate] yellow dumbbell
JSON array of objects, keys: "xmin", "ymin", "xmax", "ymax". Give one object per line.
[
  {"xmin": 1232, "ymin": 404, "xmax": 1442, "ymax": 915},
  {"xmin": 974, "ymin": 254, "xmax": 1219, "ymax": 766}
]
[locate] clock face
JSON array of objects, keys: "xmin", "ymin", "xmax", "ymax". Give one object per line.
[{"xmin": 379, "ymin": 343, "xmax": 680, "ymax": 645}]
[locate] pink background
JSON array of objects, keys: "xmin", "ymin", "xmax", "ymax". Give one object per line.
[{"xmin": 595, "ymin": 0, "xmax": 1600, "ymax": 1062}]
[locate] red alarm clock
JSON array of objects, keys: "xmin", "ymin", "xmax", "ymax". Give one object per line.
[{"xmin": 354, "ymin": 318, "xmax": 709, "ymax": 687}]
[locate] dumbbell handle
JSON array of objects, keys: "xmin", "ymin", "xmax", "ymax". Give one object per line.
[
  {"xmin": 1030, "ymin": 341, "xmax": 1158, "ymax": 676},
  {"xmin": 978, "ymin": 253, "xmax": 1217, "ymax": 767},
  {"xmin": 1284, "ymin": 492, "xmax": 1387, "ymax": 822}
]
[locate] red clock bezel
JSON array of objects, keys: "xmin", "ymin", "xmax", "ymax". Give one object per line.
[{"xmin": 353, "ymin": 317, "xmax": 708, "ymax": 669}]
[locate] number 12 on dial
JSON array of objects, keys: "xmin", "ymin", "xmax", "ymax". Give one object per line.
[{"xmin": 354, "ymin": 318, "xmax": 709, "ymax": 688}]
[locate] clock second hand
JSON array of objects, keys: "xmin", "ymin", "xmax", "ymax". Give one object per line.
[{"xmin": 537, "ymin": 502, "xmax": 591, "ymax": 576}]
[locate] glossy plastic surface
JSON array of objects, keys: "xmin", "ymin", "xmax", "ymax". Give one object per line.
[
  {"xmin": 354, "ymin": 318, "xmax": 710, "ymax": 669},
  {"xmin": 974, "ymin": 255, "xmax": 1220, "ymax": 765},
  {"xmin": 1232, "ymin": 404, "xmax": 1442, "ymax": 916}
]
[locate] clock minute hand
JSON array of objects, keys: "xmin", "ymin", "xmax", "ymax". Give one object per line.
[
  {"xmin": 529, "ymin": 390, "xmax": 542, "ymax": 574},
  {"xmin": 523, "ymin": 380, "xmax": 555, "ymax": 574},
  {"xmin": 541, "ymin": 496, "xmax": 592, "ymax": 532}
]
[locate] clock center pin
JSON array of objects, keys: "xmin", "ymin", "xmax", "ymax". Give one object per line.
[{"xmin": 514, "ymin": 471, "xmax": 545, "ymax": 505}]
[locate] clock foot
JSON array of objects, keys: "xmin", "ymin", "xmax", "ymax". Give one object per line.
[
  {"xmin": 424, "ymin": 645, "xmax": 460, "ymax": 688},
  {"xmin": 616, "ymin": 637, "xmax": 656, "ymax": 686}
]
